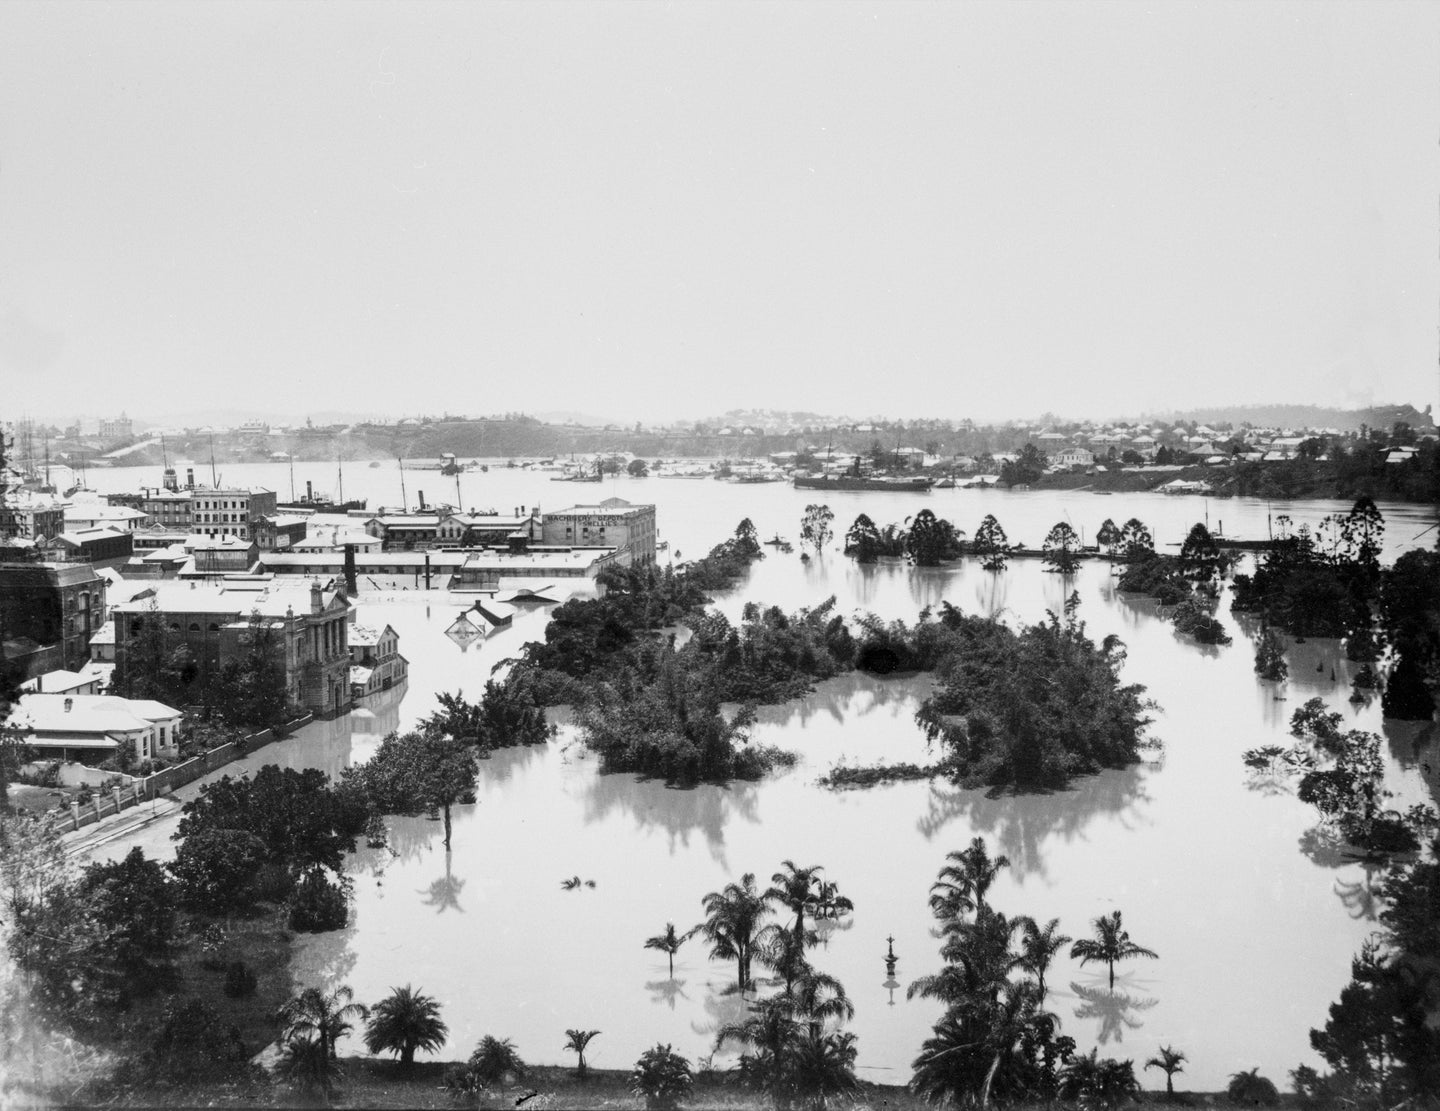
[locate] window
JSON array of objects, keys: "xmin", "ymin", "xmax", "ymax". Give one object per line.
[{"xmin": 189, "ymin": 622, "xmax": 200, "ymax": 631}]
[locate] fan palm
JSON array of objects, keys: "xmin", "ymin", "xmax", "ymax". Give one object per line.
[
  {"xmin": 1019, "ymin": 917, "xmax": 1072, "ymax": 1001},
  {"xmin": 363, "ymin": 985, "xmax": 448, "ymax": 1068},
  {"xmin": 1145, "ymin": 1045, "xmax": 1187, "ymax": 1099},
  {"xmin": 700, "ymin": 873, "xmax": 769, "ymax": 994},
  {"xmin": 278, "ymin": 984, "xmax": 368, "ymax": 1062},
  {"xmin": 564, "ymin": 1028, "xmax": 601, "ymax": 1079},
  {"xmin": 1070, "ymin": 910, "xmax": 1159, "ymax": 990},
  {"xmin": 644, "ymin": 922, "xmax": 698, "ymax": 979}
]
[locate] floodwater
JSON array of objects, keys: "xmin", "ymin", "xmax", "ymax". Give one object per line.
[{"xmin": 79, "ymin": 462, "xmax": 1439, "ymax": 1090}]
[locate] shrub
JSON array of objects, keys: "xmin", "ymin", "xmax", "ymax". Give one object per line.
[
  {"xmin": 223, "ymin": 960, "xmax": 258, "ymax": 999},
  {"xmin": 632, "ymin": 1043, "xmax": 694, "ymax": 1110},
  {"xmin": 1227, "ymin": 1067, "xmax": 1281, "ymax": 1106},
  {"xmin": 288, "ymin": 868, "xmax": 348, "ymax": 932}
]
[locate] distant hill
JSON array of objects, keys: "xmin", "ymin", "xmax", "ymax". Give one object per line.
[{"xmin": 1136, "ymin": 403, "xmax": 1435, "ymax": 433}]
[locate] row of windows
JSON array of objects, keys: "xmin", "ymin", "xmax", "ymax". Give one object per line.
[
  {"xmin": 196, "ymin": 500, "xmax": 250, "ymax": 510},
  {"xmin": 195, "ymin": 512, "xmax": 247, "ymax": 523}
]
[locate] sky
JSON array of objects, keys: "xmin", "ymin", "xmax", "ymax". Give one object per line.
[{"xmin": 1, "ymin": 1, "xmax": 1437, "ymax": 426}]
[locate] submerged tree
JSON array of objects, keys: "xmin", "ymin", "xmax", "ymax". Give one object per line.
[
  {"xmin": 1070, "ymin": 910, "xmax": 1158, "ymax": 990},
  {"xmin": 844, "ymin": 513, "xmax": 883, "ymax": 563},
  {"xmin": 1042, "ymin": 521, "xmax": 1081, "ymax": 575},
  {"xmin": 973, "ymin": 514, "xmax": 1010, "ymax": 572},
  {"xmin": 700, "ymin": 873, "xmax": 769, "ymax": 994},
  {"xmin": 644, "ymin": 922, "xmax": 699, "ymax": 979},
  {"xmin": 800, "ymin": 504, "xmax": 835, "ymax": 554}
]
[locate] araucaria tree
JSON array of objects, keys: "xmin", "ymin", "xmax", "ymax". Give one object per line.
[
  {"xmin": 973, "ymin": 514, "xmax": 1009, "ymax": 571},
  {"xmin": 1120, "ymin": 518, "xmax": 1154, "ymax": 561},
  {"xmin": 1096, "ymin": 518, "xmax": 1122, "ymax": 558},
  {"xmin": 364, "ymin": 985, "xmax": 448, "ymax": 1068},
  {"xmin": 1069, "ymin": 910, "xmax": 1158, "ymax": 990},
  {"xmin": 844, "ymin": 513, "xmax": 883, "ymax": 563},
  {"xmin": 800, "ymin": 504, "xmax": 834, "ymax": 554},
  {"xmin": 906, "ymin": 509, "xmax": 959, "ymax": 567},
  {"xmin": 1042, "ymin": 521, "xmax": 1081, "ymax": 574},
  {"xmin": 1178, "ymin": 522, "xmax": 1223, "ymax": 589}
]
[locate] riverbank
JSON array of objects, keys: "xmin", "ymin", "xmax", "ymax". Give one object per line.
[{"xmin": 53, "ymin": 1060, "xmax": 1297, "ymax": 1108}]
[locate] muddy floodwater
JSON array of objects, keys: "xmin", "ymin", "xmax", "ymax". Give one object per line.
[{"xmin": 82, "ymin": 462, "xmax": 1439, "ymax": 1089}]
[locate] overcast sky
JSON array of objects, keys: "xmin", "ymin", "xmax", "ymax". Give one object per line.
[{"xmin": 1, "ymin": 1, "xmax": 1436, "ymax": 425}]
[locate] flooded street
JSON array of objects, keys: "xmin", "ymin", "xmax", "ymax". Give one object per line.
[{"xmin": 83, "ymin": 463, "xmax": 1439, "ymax": 1089}]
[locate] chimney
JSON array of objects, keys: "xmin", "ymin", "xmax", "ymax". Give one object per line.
[
  {"xmin": 418, "ymin": 490, "xmax": 426, "ymax": 511},
  {"xmin": 306, "ymin": 479, "xmax": 313, "ymax": 502},
  {"xmin": 64, "ymin": 697, "xmax": 73, "ymax": 712},
  {"xmin": 186, "ymin": 467, "xmax": 194, "ymax": 488},
  {"xmin": 343, "ymin": 543, "xmax": 357, "ymax": 595},
  {"xmin": 311, "ymin": 581, "xmax": 323, "ymax": 613}
]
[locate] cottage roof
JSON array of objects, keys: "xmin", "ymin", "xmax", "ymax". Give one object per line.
[{"xmin": 13, "ymin": 692, "xmax": 180, "ymax": 737}]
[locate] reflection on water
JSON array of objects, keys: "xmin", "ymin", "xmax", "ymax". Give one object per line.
[
  {"xmin": 647, "ymin": 978, "xmax": 691, "ymax": 1011},
  {"xmin": 915, "ymin": 764, "xmax": 1153, "ymax": 881},
  {"xmin": 1333, "ymin": 863, "xmax": 1385, "ymax": 922},
  {"xmin": 579, "ymin": 767, "xmax": 760, "ymax": 865},
  {"xmin": 421, "ymin": 856, "xmax": 466, "ymax": 914},
  {"xmin": 1069, "ymin": 982, "xmax": 1159, "ymax": 1045},
  {"xmin": 60, "ymin": 471, "xmax": 1416, "ymax": 1090},
  {"xmin": 691, "ymin": 984, "xmax": 750, "ymax": 1045}
]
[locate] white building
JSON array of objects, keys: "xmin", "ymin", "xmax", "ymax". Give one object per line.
[{"xmin": 12, "ymin": 692, "xmax": 184, "ymax": 763}]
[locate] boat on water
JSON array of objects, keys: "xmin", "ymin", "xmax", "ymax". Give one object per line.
[
  {"xmin": 277, "ymin": 496, "xmax": 369, "ymax": 513},
  {"xmin": 793, "ymin": 474, "xmax": 933, "ymax": 492}
]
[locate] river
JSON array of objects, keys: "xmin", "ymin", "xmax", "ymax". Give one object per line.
[{"xmin": 78, "ymin": 461, "xmax": 1439, "ymax": 1090}]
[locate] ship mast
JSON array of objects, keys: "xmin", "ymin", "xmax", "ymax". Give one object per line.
[
  {"xmin": 209, "ymin": 434, "xmax": 218, "ymax": 487},
  {"xmin": 398, "ymin": 456, "xmax": 408, "ymax": 512}
]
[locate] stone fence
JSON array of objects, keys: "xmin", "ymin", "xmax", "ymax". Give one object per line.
[{"xmin": 48, "ymin": 713, "xmax": 314, "ymax": 836}]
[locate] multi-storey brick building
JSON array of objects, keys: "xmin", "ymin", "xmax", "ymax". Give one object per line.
[
  {"xmin": 111, "ymin": 578, "xmax": 352, "ymax": 717},
  {"xmin": 541, "ymin": 497, "xmax": 657, "ymax": 566},
  {"xmin": 0, "ymin": 561, "xmax": 107, "ymax": 673},
  {"xmin": 189, "ymin": 487, "xmax": 278, "ymax": 541}
]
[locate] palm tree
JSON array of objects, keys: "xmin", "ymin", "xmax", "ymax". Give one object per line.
[
  {"xmin": 912, "ymin": 904, "xmax": 1027, "ymax": 1007},
  {"xmin": 1069, "ymin": 910, "xmax": 1159, "ymax": 990},
  {"xmin": 700, "ymin": 873, "xmax": 769, "ymax": 994},
  {"xmin": 928, "ymin": 837, "xmax": 1010, "ymax": 922},
  {"xmin": 564, "ymin": 1028, "xmax": 601, "ymax": 1079},
  {"xmin": 1145, "ymin": 1045, "xmax": 1187, "ymax": 1099},
  {"xmin": 765, "ymin": 860, "xmax": 824, "ymax": 941},
  {"xmin": 278, "ymin": 984, "xmax": 368, "ymax": 1062},
  {"xmin": 363, "ymin": 985, "xmax": 448, "ymax": 1068},
  {"xmin": 278, "ymin": 1033, "xmax": 344, "ymax": 1098},
  {"xmin": 1019, "ymin": 917, "xmax": 1072, "ymax": 1001},
  {"xmin": 644, "ymin": 922, "xmax": 698, "ymax": 979},
  {"xmin": 910, "ymin": 980, "xmax": 1056, "ymax": 1108}
]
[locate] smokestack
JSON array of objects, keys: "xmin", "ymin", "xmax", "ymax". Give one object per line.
[
  {"xmin": 423, "ymin": 552, "xmax": 432, "ymax": 590},
  {"xmin": 306, "ymin": 479, "xmax": 313, "ymax": 502},
  {"xmin": 418, "ymin": 490, "xmax": 426, "ymax": 511},
  {"xmin": 186, "ymin": 467, "xmax": 194, "ymax": 488},
  {"xmin": 344, "ymin": 543, "xmax": 357, "ymax": 595}
]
